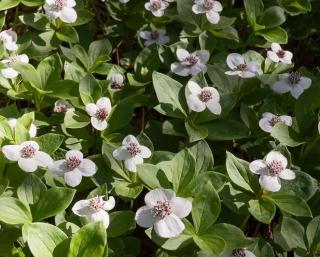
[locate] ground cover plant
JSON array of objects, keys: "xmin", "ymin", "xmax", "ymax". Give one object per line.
[{"xmin": 0, "ymin": 0, "xmax": 319, "ymax": 256}]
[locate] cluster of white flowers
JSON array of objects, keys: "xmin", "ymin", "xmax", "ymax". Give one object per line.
[
  {"xmin": 44, "ymin": 0, "xmax": 77, "ymax": 23},
  {"xmin": 258, "ymin": 112, "xmax": 292, "ymax": 133},
  {"xmin": 225, "ymin": 53, "xmax": 260, "ymax": 78},
  {"xmin": 186, "ymin": 81, "xmax": 221, "ymax": 115},
  {"xmin": 249, "ymin": 151, "xmax": 295, "ymax": 192},
  {"xmin": 139, "ymin": 30, "xmax": 170, "ymax": 47},
  {"xmin": 145, "ymin": 0, "xmax": 175, "ymax": 17},
  {"xmin": 192, "ymin": 0, "xmax": 223, "ymax": 24},
  {"xmin": 86, "ymin": 97, "xmax": 112, "ymax": 131},
  {"xmin": 2, "ymin": 141, "xmax": 53, "ymax": 172},
  {"xmin": 113, "ymin": 135, "xmax": 152, "ymax": 172},
  {"xmin": 135, "ymin": 188, "xmax": 192, "ymax": 238},
  {"xmin": 50, "ymin": 150, "xmax": 97, "ymax": 187},
  {"xmin": 171, "ymin": 49, "xmax": 209, "ymax": 77}
]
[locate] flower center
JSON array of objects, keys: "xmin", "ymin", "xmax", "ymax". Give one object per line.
[
  {"xmin": 288, "ymin": 71, "xmax": 301, "ymax": 85},
  {"xmin": 151, "ymin": 0, "xmax": 162, "ymax": 11},
  {"xmin": 152, "ymin": 200, "xmax": 172, "ymax": 218},
  {"xmin": 150, "ymin": 31, "xmax": 159, "ymax": 40},
  {"xmin": 232, "ymin": 249, "xmax": 246, "ymax": 257},
  {"xmin": 277, "ymin": 50, "xmax": 285, "ymax": 58},
  {"xmin": 126, "ymin": 143, "xmax": 141, "ymax": 156},
  {"xmin": 236, "ymin": 64, "xmax": 247, "ymax": 71},
  {"xmin": 20, "ymin": 145, "xmax": 36, "ymax": 158},
  {"xmin": 269, "ymin": 115, "xmax": 282, "ymax": 126},
  {"xmin": 64, "ymin": 156, "xmax": 82, "ymax": 170},
  {"xmin": 89, "ymin": 196, "xmax": 104, "ymax": 211},
  {"xmin": 199, "ymin": 90, "xmax": 212, "ymax": 102},
  {"xmin": 267, "ymin": 160, "xmax": 284, "ymax": 175},
  {"xmin": 54, "ymin": 0, "xmax": 65, "ymax": 9},
  {"xmin": 185, "ymin": 54, "xmax": 199, "ymax": 65},
  {"xmin": 95, "ymin": 108, "xmax": 108, "ymax": 120},
  {"xmin": 203, "ymin": 0, "xmax": 214, "ymax": 10},
  {"xmin": 111, "ymin": 82, "xmax": 124, "ymax": 90}
]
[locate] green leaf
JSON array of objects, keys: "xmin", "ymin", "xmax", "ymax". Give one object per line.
[
  {"xmin": 243, "ymin": 0, "xmax": 264, "ymax": 29},
  {"xmin": 260, "ymin": 6, "xmax": 286, "ymax": 28},
  {"xmin": 26, "ymin": 222, "xmax": 67, "ymax": 257},
  {"xmin": 64, "ymin": 110, "xmax": 90, "ymax": 129},
  {"xmin": 137, "ymin": 164, "xmax": 171, "ymax": 189},
  {"xmin": 204, "ymin": 119, "xmax": 250, "ymax": 140},
  {"xmin": 114, "ymin": 182, "xmax": 143, "ymax": 199},
  {"xmin": 188, "ymin": 140, "xmax": 214, "ymax": 173},
  {"xmin": 248, "ymin": 198, "xmax": 276, "ymax": 224},
  {"xmin": 67, "ymin": 222, "xmax": 106, "ymax": 257},
  {"xmin": 226, "ymin": 151, "xmax": 259, "ymax": 193},
  {"xmin": 35, "ymin": 133, "xmax": 65, "ymax": 155},
  {"xmin": 73, "ymin": 45, "xmax": 90, "ymax": 70},
  {"xmin": 171, "ymin": 149, "xmax": 196, "ymax": 196},
  {"xmin": 88, "ymin": 38, "xmax": 112, "ymax": 65},
  {"xmin": 193, "ymin": 234, "xmax": 225, "ymax": 257},
  {"xmin": 256, "ymin": 27, "xmax": 288, "ymax": 44},
  {"xmin": 0, "ymin": 0, "xmax": 19, "ymax": 11},
  {"xmin": 0, "ymin": 197, "xmax": 32, "ymax": 224},
  {"xmin": 273, "ymin": 216, "xmax": 306, "ymax": 251},
  {"xmin": 69, "ymin": 9, "xmax": 94, "ymax": 26},
  {"xmin": 306, "ymin": 216, "xmax": 320, "ymax": 253},
  {"xmin": 145, "ymin": 227, "xmax": 193, "ymax": 251},
  {"xmin": 267, "ymin": 191, "xmax": 312, "ymax": 217},
  {"xmin": 152, "ymin": 72, "xmax": 187, "ymax": 117},
  {"xmin": 33, "ymin": 187, "xmax": 75, "ymax": 221},
  {"xmin": 107, "ymin": 211, "xmax": 136, "ymax": 238},
  {"xmin": 19, "ymin": 13, "xmax": 51, "ymax": 30},
  {"xmin": 11, "ymin": 62, "xmax": 43, "ymax": 90},
  {"xmin": 209, "ymin": 223, "xmax": 253, "ymax": 249},
  {"xmin": 17, "ymin": 174, "xmax": 47, "ymax": 205},
  {"xmin": 185, "ymin": 121, "xmax": 208, "ymax": 143},
  {"xmin": 101, "ymin": 140, "xmax": 130, "ymax": 181},
  {"xmin": 56, "ymin": 26, "xmax": 79, "ymax": 43},
  {"xmin": 271, "ymin": 122, "xmax": 304, "ymax": 147},
  {"xmin": 79, "ymin": 73, "xmax": 102, "ymax": 105},
  {"xmin": 37, "ymin": 53, "xmax": 62, "ymax": 88},
  {"xmin": 192, "ymin": 182, "xmax": 221, "ymax": 234}
]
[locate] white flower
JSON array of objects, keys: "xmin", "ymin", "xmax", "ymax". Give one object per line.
[
  {"xmin": 186, "ymin": 81, "xmax": 221, "ymax": 115},
  {"xmin": 221, "ymin": 249, "xmax": 256, "ymax": 257},
  {"xmin": 120, "ymin": 0, "xmax": 130, "ymax": 3},
  {"xmin": 72, "ymin": 195, "xmax": 115, "ymax": 229},
  {"xmin": 258, "ymin": 112, "xmax": 292, "ymax": 133},
  {"xmin": 7, "ymin": 118, "xmax": 37, "ymax": 138},
  {"xmin": 139, "ymin": 30, "xmax": 169, "ymax": 47},
  {"xmin": 50, "ymin": 150, "xmax": 97, "ymax": 187},
  {"xmin": 53, "ymin": 100, "xmax": 75, "ymax": 113},
  {"xmin": 249, "ymin": 151, "xmax": 296, "ymax": 192},
  {"xmin": 113, "ymin": 135, "xmax": 151, "ymax": 172},
  {"xmin": 267, "ymin": 43, "xmax": 293, "ymax": 64},
  {"xmin": 109, "ymin": 73, "xmax": 125, "ymax": 91},
  {"xmin": 86, "ymin": 97, "xmax": 112, "ymax": 131},
  {"xmin": 225, "ymin": 53, "xmax": 260, "ymax": 78},
  {"xmin": 44, "ymin": 0, "xmax": 77, "ymax": 23},
  {"xmin": 171, "ymin": 49, "xmax": 209, "ymax": 77},
  {"xmin": 192, "ymin": 0, "xmax": 223, "ymax": 24},
  {"xmin": 135, "ymin": 188, "xmax": 192, "ymax": 238},
  {"xmin": 145, "ymin": 0, "xmax": 169, "ymax": 17},
  {"xmin": 1, "ymin": 54, "xmax": 29, "ymax": 79},
  {"xmin": 0, "ymin": 29, "xmax": 18, "ymax": 51},
  {"xmin": 272, "ymin": 71, "xmax": 312, "ymax": 99},
  {"xmin": 2, "ymin": 141, "xmax": 53, "ymax": 172}
]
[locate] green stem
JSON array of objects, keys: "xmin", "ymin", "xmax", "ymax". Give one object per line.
[
  {"xmin": 13, "ymin": 6, "xmax": 19, "ymax": 28},
  {"xmin": 240, "ymin": 214, "xmax": 250, "ymax": 231}
]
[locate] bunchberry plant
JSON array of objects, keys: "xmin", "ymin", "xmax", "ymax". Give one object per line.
[{"xmin": 0, "ymin": 0, "xmax": 319, "ymax": 256}]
